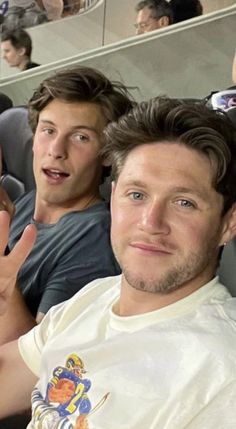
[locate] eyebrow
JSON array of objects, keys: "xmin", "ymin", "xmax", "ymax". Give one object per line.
[
  {"xmin": 170, "ymin": 186, "xmax": 210, "ymax": 202},
  {"xmin": 38, "ymin": 119, "xmax": 99, "ymax": 134}
]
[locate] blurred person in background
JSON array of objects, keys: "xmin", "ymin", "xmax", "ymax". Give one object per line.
[
  {"xmin": 135, "ymin": 0, "xmax": 173, "ymax": 35},
  {"xmin": 1, "ymin": 0, "xmax": 63, "ymax": 20},
  {"xmin": 170, "ymin": 0, "xmax": 203, "ymax": 23},
  {"xmin": 0, "ymin": 0, "xmax": 48, "ymax": 29},
  {"xmin": 0, "ymin": 0, "xmax": 63, "ymax": 30},
  {"xmin": 1, "ymin": 28, "xmax": 40, "ymax": 71}
]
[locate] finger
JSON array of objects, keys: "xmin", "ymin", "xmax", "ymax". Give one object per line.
[
  {"xmin": 0, "ymin": 210, "xmax": 10, "ymax": 255},
  {"xmin": 9, "ymin": 224, "xmax": 37, "ymax": 270},
  {"xmin": 0, "ymin": 186, "xmax": 14, "ymax": 218}
]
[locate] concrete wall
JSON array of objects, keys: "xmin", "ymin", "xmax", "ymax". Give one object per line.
[
  {"xmin": 202, "ymin": 0, "xmax": 236, "ymax": 13},
  {"xmin": 0, "ymin": 5, "xmax": 235, "ymax": 106},
  {"xmin": 1, "ymin": 0, "xmax": 235, "ymax": 78}
]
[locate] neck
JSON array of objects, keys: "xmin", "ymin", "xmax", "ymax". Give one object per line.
[
  {"xmin": 18, "ymin": 57, "xmax": 30, "ymax": 71},
  {"xmin": 115, "ymin": 272, "xmax": 215, "ymax": 317},
  {"xmin": 33, "ymin": 193, "xmax": 102, "ymax": 224}
]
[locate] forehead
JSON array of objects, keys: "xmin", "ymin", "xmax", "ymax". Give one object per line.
[
  {"xmin": 117, "ymin": 142, "xmax": 215, "ymax": 190},
  {"xmin": 38, "ymin": 99, "xmax": 107, "ymax": 129},
  {"xmin": 137, "ymin": 6, "xmax": 153, "ymax": 21},
  {"xmin": 1, "ymin": 40, "xmax": 15, "ymax": 50}
]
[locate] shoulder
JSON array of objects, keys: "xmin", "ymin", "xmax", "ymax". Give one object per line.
[
  {"xmin": 59, "ymin": 202, "xmax": 111, "ymax": 231},
  {"xmin": 25, "ymin": 62, "xmax": 40, "ymax": 70},
  {"xmin": 39, "ymin": 275, "xmax": 121, "ymax": 333}
]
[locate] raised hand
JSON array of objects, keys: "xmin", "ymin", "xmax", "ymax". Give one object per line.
[
  {"xmin": 0, "ymin": 211, "xmax": 37, "ymax": 315},
  {"xmin": 0, "ymin": 185, "xmax": 15, "ymax": 219}
]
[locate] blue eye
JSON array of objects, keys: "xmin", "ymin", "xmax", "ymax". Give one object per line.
[
  {"xmin": 131, "ymin": 192, "xmax": 144, "ymax": 200},
  {"xmin": 177, "ymin": 199, "xmax": 195, "ymax": 208}
]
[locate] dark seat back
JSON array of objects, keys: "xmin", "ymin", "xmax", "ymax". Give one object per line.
[
  {"xmin": 0, "ymin": 106, "xmax": 35, "ymax": 201},
  {"xmin": 218, "ymin": 240, "xmax": 236, "ymax": 297},
  {"xmin": 0, "ymin": 92, "xmax": 13, "ymax": 114}
]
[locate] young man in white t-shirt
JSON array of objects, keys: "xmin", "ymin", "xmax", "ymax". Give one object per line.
[{"xmin": 0, "ymin": 98, "xmax": 236, "ymax": 428}]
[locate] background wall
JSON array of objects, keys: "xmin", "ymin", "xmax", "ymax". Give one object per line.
[
  {"xmin": 1, "ymin": 0, "xmax": 235, "ymax": 78},
  {"xmin": 202, "ymin": 0, "xmax": 235, "ymax": 13},
  {"xmin": 0, "ymin": 5, "xmax": 235, "ymax": 107}
]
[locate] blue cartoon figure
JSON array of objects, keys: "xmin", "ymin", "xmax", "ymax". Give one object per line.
[{"xmin": 46, "ymin": 353, "xmax": 92, "ymax": 418}]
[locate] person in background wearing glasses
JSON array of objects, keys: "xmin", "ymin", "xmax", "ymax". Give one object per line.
[{"xmin": 134, "ymin": 0, "xmax": 173, "ymax": 35}]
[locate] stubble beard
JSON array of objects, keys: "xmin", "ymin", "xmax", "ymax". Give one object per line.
[{"xmin": 120, "ymin": 241, "xmax": 219, "ymax": 295}]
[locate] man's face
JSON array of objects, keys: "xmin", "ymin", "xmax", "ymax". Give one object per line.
[
  {"xmin": 33, "ymin": 99, "xmax": 107, "ymax": 209},
  {"xmin": 1, "ymin": 40, "xmax": 24, "ymax": 68},
  {"xmin": 135, "ymin": 6, "xmax": 165, "ymax": 35},
  {"xmin": 111, "ymin": 142, "xmax": 232, "ymax": 294}
]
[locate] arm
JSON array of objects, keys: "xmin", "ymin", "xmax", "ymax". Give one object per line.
[
  {"xmin": 0, "ymin": 185, "xmax": 14, "ymax": 217},
  {"xmin": 0, "ymin": 288, "xmax": 36, "ymax": 345},
  {"xmin": 41, "ymin": 0, "xmax": 63, "ymax": 20},
  {"xmin": 0, "ymin": 211, "xmax": 37, "ymax": 344},
  {"xmin": 0, "ymin": 340, "xmax": 38, "ymax": 418}
]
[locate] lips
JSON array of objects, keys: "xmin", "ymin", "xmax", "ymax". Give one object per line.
[
  {"xmin": 130, "ymin": 242, "xmax": 173, "ymax": 255},
  {"xmin": 44, "ymin": 169, "xmax": 69, "ymax": 178},
  {"xmin": 42, "ymin": 168, "xmax": 70, "ymax": 183}
]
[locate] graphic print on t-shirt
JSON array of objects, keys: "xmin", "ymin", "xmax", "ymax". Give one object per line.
[{"xmin": 30, "ymin": 353, "xmax": 109, "ymax": 428}]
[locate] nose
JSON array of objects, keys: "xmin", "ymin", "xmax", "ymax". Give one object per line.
[
  {"xmin": 137, "ymin": 200, "xmax": 170, "ymax": 235},
  {"xmin": 48, "ymin": 135, "xmax": 67, "ymax": 160}
]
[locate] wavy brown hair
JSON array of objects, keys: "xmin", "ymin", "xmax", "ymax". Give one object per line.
[{"xmin": 103, "ymin": 97, "xmax": 236, "ymax": 214}]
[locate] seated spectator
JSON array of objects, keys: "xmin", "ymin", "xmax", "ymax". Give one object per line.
[
  {"xmin": 0, "ymin": 65, "xmax": 133, "ymax": 345},
  {"xmin": 1, "ymin": 1, "xmax": 48, "ymax": 30},
  {"xmin": 170, "ymin": 0, "xmax": 203, "ymax": 23},
  {"xmin": 134, "ymin": 0, "xmax": 173, "ymax": 35},
  {"xmin": 0, "ymin": 97, "xmax": 236, "ymax": 427},
  {"xmin": 1, "ymin": 29, "xmax": 40, "ymax": 72}
]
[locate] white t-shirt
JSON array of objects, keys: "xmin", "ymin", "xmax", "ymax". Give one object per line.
[{"xmin": 19, "ymin": 275, "xmax": 236, "ymax": 429}]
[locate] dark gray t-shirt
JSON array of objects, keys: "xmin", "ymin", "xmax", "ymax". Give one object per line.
[{"xmin": 9, "ymin": 191, "xmax": 120, "ymax": 316}]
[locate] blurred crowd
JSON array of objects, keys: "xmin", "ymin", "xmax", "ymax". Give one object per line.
[{"xmin": 0, "ymin": 0, "xmax": 85, "ymax": 31}]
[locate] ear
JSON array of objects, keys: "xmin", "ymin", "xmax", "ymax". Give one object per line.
[
  {"xmin": 219, "ymin": 203, "xmax": 236, "ymax": 246},
  {"xmin": 18, "ymin": 47, "xmax": 26, "ymax": 56},
  {"xmin": 158, "ymin": 16, "xmax": 170, "ymax": 27}
]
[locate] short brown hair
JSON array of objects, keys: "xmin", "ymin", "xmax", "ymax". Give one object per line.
[
  {"xmin": 136, "ymin": 0, "xmax": 173, "ymax": 24},
  {"xmin": 1, "ymin": 28, "xmax": 32, "ymax": 57},
  {"xmin": 28, "ymin": 66, "xmax": 134, "ymax": 133},
  {"xmin": 103, "ymin": 97, "xmax": 236, "ymax": 214}
]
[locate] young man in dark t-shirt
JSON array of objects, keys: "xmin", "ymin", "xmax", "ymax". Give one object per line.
[{"xmin": 0, "ymin": 65, "xmax": 133, "ymax": 342}]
